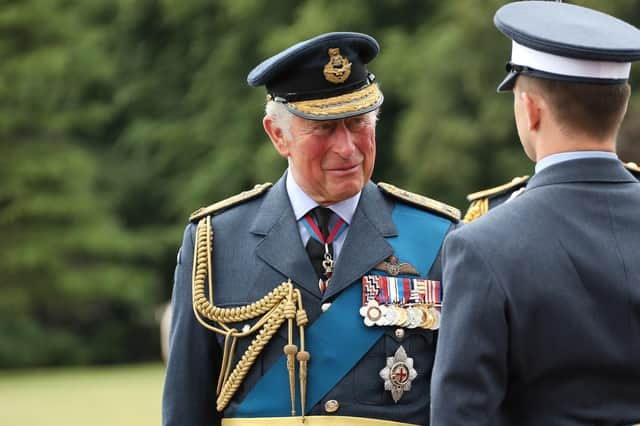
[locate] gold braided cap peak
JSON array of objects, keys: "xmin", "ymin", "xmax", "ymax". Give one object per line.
[
  {"xmin": 378, "ymin": 182, "xmax": 461, "ymax": 223},
  {"xmin": 189, "ymin": 182, "xmax": 273, "ymax": 222},
  {"xmin": 288, "ymin": 83, "xmax": 382, "ymax": 117},
  {"xmin": 624, "ymin": 161, "xmax": 640, "ymax": 173},
  {"xmin": 466, "ymin": 175, "xmax": 530, "ymax": 202}
]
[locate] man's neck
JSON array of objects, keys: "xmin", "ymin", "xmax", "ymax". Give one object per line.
[{"xmin": 534, "ymin": 127, "xmax": 616, "ymax": 163}]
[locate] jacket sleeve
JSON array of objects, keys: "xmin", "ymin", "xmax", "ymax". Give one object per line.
[
  {"xmin": 430, "ymin": 229, "xmax": 509, "ymax": 426},
  {"xmin": 162, "ymin": 223, "xmax": 223, "ymax": 426}
]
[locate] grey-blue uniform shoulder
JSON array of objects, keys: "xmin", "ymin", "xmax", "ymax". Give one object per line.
[
  {"xmin": 462, "ymin": 176, "xmax": 529, "ymax": 223},
  {"xmin": 451, "ymin": 182, "xmax": 542, "ymax": 259},
  {"xmin": 188, "ymin": 183, "xmax": 273, "ymax": 223},
  {"xmin": 464, "ymin": 160, "xmax": 640, "ymax": 223},
  {"xmin": 377, "ymin": 182, "xmax": 461, "ymax": 223},
  {"xmin": 177, "ymin": 183, "xmax": 273, "ymax": 252}
]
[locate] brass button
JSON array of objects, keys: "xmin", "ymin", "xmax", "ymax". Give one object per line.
[
  {"xmin": 324, "ymin": 399, "xmax": 339, "ymax": 413},
  {"xmin": 321, "ymin": 303, "xmax": 332, "ymax": 312},
  {"xmin": 394, "ymin": 328, "xmax": 405, "ymax": 339}
]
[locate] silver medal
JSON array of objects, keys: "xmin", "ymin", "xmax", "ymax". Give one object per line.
[{"xmin": 379, "ymin": 345, "xmax": 417, "ymax": 403}]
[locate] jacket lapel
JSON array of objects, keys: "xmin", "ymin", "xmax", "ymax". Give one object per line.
[
  {"xmin": 322, "ymin": 182, "xmax": 397, "ymax": 301},
  {"xmin": 252, "ymin": 175, "xmax": 322, "ymax": 301}
]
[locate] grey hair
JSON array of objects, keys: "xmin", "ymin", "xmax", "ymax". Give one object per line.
[{"xmin": 265, "ymin": 101, "xmax": 294, "ymax": 139}]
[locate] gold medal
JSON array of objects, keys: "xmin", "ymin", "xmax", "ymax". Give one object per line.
[
  {"xmin": 418, "ymin": 305, "xmax": 436, "ymax": 329},
  {"xmin": 394, "ymin": 306, "xmax": 409, "ymax": 327}
]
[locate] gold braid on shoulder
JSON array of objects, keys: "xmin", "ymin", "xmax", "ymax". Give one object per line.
[
  {"xmin": 463, "ymin": 176, "xmax": 529, "ymax": 223},
  {"xmin": 463, "ymin": 198, "xmax": 489, "ymax": 223},
  {"xmin": 191, "ymin": 214, "xmax": 310, "ymax": 417}
]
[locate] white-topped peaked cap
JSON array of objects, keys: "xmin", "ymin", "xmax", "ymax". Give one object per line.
[{"xmin": 494, "ymin": 1, "xmax": 640, "ymax": 92}]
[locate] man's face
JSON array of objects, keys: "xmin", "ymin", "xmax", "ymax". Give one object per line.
[{"xmin": 272, "ymin": 112, "xmax": 377, "ymax": 205}]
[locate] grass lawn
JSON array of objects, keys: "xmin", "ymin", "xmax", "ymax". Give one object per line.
[{"xmin": 0, "ymin": 363, "xmax": 165, "ymax": 426}]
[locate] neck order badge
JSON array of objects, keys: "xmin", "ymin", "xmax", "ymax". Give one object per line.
[{"xmin": 303, "ymin": 208, "xmax": 347, "ymax": 293}]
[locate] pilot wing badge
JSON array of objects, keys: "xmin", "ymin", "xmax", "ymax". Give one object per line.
[{"xmin": 373, "ymin": 255, "xmax": 419, "ymax": 276}]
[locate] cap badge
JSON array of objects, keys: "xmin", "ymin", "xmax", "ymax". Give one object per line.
[
  {"xmin": 323, "ymin": 48, "xmax": 352, "ymax": 84},
  {"xmin": 379, "ymin": 345, "xmax": 417, "ymax": 403}
]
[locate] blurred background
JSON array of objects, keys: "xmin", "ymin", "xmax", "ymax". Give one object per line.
[{"xmin": 1, "ymin": 0, "xmax": 639, "ymax": 424}]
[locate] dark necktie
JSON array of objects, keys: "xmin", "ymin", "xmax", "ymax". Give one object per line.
[{"xmin": 305, "ymin": 207, "xmax": 334, "ymax": 290}]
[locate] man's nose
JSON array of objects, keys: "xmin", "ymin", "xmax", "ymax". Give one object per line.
[{"xmin": 332, "ymin": 122, "xmax": 356, "ymax": 157}]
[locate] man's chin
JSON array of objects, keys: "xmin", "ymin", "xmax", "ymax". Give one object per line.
[{"xmin": 324, "ymin": 182, "xmax": 365, "ymax": 203}]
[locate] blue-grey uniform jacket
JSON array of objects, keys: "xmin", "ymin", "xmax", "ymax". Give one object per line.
[
  {"xmin": 431, "ymin": 158, "xmax": 640, "ymax": 426},
  {"xmin": 163, "ymin": 174, "xmax": 458, "ymax": 426}
]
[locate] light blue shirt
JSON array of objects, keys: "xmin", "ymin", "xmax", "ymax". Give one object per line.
[
  {"xmin": 286, "ymin": 170, "xmax": 359, "ymax": 259},
  {"xmin": 535, "ymin": 151, "xmax": 618, "ymax": 174}
]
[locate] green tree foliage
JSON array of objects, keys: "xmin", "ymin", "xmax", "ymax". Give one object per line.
[
  {"xmin": 0, "ymin": 0, "xmax": 160, "ymax": 366},
  {"xmin": 1, "ymin": 0, "xmax": 639, "ymax": 367}
]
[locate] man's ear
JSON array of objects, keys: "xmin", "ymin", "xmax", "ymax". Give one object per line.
[
  {"xmin": 521, "ymin": 91, "xmax": 541, "ymax": 131},
  {"xmin": 263, "ymin": 116, "xmax": 290, "ymax": 158}
]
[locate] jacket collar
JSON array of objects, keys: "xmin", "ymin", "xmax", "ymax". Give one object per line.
[
  {"xmin": 527, "ymin": 157, "xmax": 637, "ymax": 191},
  {"xmin": 250, "ymin": 174, "xmax": 397, "ymax": 301}
]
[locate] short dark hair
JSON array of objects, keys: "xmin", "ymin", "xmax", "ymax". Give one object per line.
[{"xmin": 518, "ymin": 76, "xmax": 631, "ymax": 140}]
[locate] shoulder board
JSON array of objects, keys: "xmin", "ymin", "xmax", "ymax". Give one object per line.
[
  {"xmin": 466, "ymin": 175, "xmax": 530, "ymax": 202},
  {"xmin": 378, "ymin": 182, "xmax": 461, "ymax": 222},
  {"xmin": 624, "ymin": 161, "xmax": 640, "ymax": 174},
  {"xmin": 189, "ymin": 182, "xmax": 273, "ymax": 222}
]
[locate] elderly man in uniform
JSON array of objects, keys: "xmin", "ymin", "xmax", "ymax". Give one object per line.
[
  {"xmin": 430, "ymin": 2, "xmax": 640, "ymax": 426},
  {"xmin": 163, "ymin": 32, "xmax": 460, "ymax": 426}
]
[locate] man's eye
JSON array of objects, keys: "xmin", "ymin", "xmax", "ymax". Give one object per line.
[
  {"xmin": 314, "ymin": 123, "xmax": 335, "ymax": 133},
  {"xmin": 347, "ymin": 118, "xmax": 367, "ymax": 130}
]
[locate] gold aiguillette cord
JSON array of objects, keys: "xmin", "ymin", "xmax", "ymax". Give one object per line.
[{"xmin": 191, "ymin": 216, "xmax": 310, "ymax": 415}]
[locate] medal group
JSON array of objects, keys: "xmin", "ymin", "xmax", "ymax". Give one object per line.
[{"xmin": 359, "ymin": 274, "xmax": 441, "ymax": 330}]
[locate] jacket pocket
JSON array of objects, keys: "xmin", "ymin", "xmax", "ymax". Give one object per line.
[{"xmin": 353, "ymin": 328, "xmax": 436, "ymax": 405}]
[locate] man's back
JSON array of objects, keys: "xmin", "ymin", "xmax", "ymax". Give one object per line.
[{"xmin": 432, "ymin": 158, "xmax": 640, "ymax": 425}]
